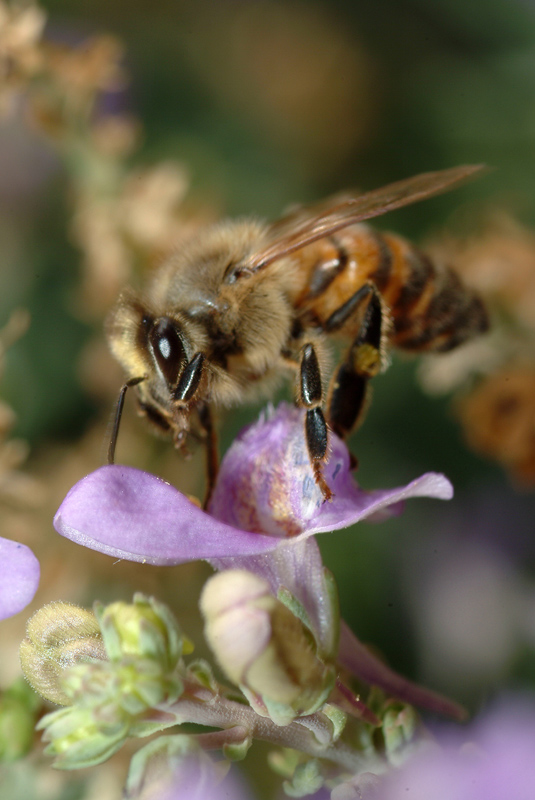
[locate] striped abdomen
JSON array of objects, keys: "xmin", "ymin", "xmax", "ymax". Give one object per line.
[{"xmin": 293, "ymin": 224, "xmax": 488, "ymax": 353}]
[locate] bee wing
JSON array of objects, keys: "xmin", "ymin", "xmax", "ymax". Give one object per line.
[{"xmin": 231, "ymin": 164, "xmax": 487, "ymax": 278}]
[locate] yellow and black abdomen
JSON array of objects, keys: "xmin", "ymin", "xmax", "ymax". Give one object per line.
[{"xmin": 293, "ymin": 224, "xmax": 488, "ymax": 353}]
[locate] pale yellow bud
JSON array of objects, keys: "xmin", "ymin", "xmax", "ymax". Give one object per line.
[
  {"xmin": 201, "ymin": 570, "xmax": 334, "ymax": 724},
  {"xmin": 96, "ymin": 593, "xmax": 184, "ymax": 671}
]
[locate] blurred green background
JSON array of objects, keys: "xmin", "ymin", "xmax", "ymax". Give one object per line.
[{"xmin": 2, "ymin": 0, "xmax": 535, "ymax": 744}]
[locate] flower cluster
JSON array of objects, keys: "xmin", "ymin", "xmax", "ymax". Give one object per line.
[
  {"xmin": 0, "ymin": 0, "xmax": 205, "ymax": 315},
  {"xmin": 0, "ymin": 309, "xmax": 39, "ymax": 622},
  {"xmin": 420, "ymin": 213, "xmax": 535, "ymax": 485},
  {"xmin": 12, "ymin": 402, "xmax": 466, "ymax": 797},
  {"xmin": 22, "ymin": 596, "xmax": 184, "ymax": 768},
  {"xmin": 0, "ymin": 0, "xmax": 45, "ymax": 115}
]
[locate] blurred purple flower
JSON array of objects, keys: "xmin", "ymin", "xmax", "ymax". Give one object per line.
[
  {"xmin": 0, "ymin": 536, "xmax": 39, "ymax": 620},
  {"xmin": 143, "ymin": 762, "xmax": 252, "ymax": 800},
  {"xmin": 124, "ymin": 737, "xmax": 254, "ymax": 800},
  {"xmin": 53, "ymin": 403, "xmax": 452, "ymax": 566},
  {"xmin": 379, "ymin": 698, "xmax": 535, "ymax": 800}
]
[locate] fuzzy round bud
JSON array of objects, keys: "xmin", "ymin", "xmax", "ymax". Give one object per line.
[{"xmin": 20, "ymin": 602, "xmax": 106, "ymax": 705}]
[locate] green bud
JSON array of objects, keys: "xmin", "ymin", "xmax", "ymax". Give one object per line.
[
  {"xmin": 382, "ymin": 703, "xmax": 418, "ymax": 765},
  {"xmin": 37, "ymin": 655, "xmax": 180, "ymax": 769},
  {"xmin": 321, "ymin": 703, "xmax": 347, "ymax": 742},
  {"xmin": 222, "ymin": 730, "xmax": 252, "ymax": 762},
  {"xmin": 19, "ymin": 602, "xmax": 106, "ymax": 705},
  {"xmin": 38, "ymin": 704, "xmax": 129, "ymax": 769},
  {"xmin": 268, "ymin": 747, "xmax": 302, "ymax": 779},
  {"xmin": 186, "ymin": 659, "xmax": 219, "ymax": 692},
  {"xmin": 201, "ymin": 570, "xmax": 335, "ymax": 726},
  {"xmin": 96, "ymin": 593, "xmax": 183, "ymax": 672},
  {"xmin": 0, "ymin": 678, "xmax": 42, "ymax": 761},
  {"xmin": 283, "ymin": 758, "xmax": 324, "ymax": 798},
  {"xmin": 29, "ymin": 596, "xmax": 186, "ymax": 768}
]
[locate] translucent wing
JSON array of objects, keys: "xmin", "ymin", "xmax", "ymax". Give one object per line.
[{"xmin": 228, "ymin": 165, "xmax": 487, "ymax": 280}]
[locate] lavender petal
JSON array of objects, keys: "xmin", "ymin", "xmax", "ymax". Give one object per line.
[
  {"xmin": 303, "ymin": 471, "xmax": 453, "ymax": 535},
  {"xmin": 338, "ymin": 620, "xmax": 466, "ymax": 721},
  {"xmin": 210, "ymin": 404, "xmax": 453, "ymax": 537},
  {"xmin": 54, "ymin": 465, "xmax": 280, "ymax": 566},
  {"xmin": 211, "ymin": 537, "xmax": 336, "ymax": 655},
  {"xmin": 0, "ymin": 537, "xmax": 40, "ymax": 620}
]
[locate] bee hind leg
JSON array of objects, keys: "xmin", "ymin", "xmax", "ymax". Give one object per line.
[
  {"xmin": 326, "ymin": 284, "xmax": 383, "ymax": 441},
  {"xmin": 297, "ymin": 342, "xmax": 332, "ymax": 502}
]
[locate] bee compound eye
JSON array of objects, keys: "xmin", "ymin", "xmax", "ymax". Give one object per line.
[{"xmin": 149, "ymin": 318, "xmax": 186, "ymax": 388}]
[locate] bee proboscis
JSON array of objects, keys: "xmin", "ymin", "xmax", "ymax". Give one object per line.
[{"xmin": 107, "ymin": 165, "xmax": 489, "ymax": 503}]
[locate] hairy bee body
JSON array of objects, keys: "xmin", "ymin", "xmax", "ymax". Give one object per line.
[
  {"xmin": 107, "ymin": 166, "xmax": 489, "ymax": 501},
  {"xmin": 108, "ymin": 221, "xmax": 300, "ymax": 412}
]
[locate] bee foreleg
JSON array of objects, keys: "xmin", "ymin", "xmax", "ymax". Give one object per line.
[
  {"xmin": 197, "ymin": 403, "xmax": 218, "ymax": 509},
  {"xmin": 298, "ymin": 343, "xmax": 333, "ymax": 502},
  {"xmin": 326, "ymin": 286, "xmax": 383, "ymax": 439},
  {"xmin": 107, "ymin": 376, "xmax": 146, "ymax": 465}
]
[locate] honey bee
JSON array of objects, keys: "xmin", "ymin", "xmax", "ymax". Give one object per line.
[{"xmin": 106, "ymin": 165, "xmax": 489, "ymax": 503}]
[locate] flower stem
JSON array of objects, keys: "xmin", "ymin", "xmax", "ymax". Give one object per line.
[{"xmin": 162, "ymin": 684, "xmax": 378, "ymax": 773}]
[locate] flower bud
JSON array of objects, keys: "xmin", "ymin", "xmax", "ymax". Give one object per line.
[
  {"xmin": 382, "ymin": 703, "xmax": 418, "ymax": 766},
  {"xmin": 0, "ymin": 678, "xmax": 41, "ymax": 760},
  {"xmin": 38, "ymin": 703, "xmax": 129, "ymax": 769},
  {"xmin": 201, "ymin": 570, "xmax": 335, "ymax": 726},
  {"xmin": 20, "ymin": 602, "xmax": 106, "ymax": 705},
  {"xmin": 27, "ymin": 597, "xmax": 185, "ymax": 767},
  {"xmin": 36, "ymin": 648, "xmax": 181, "ymax": 769},
  {"xmin": 96, "ymin": 593, "xmax": 183, "ymax": 672}
]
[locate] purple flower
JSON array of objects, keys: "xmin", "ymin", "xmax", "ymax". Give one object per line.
[
  {"xmin": 379, "ymin": 698, "xmax": 535, "ymax": 800},
  {"xmin": 54, "ymin": 404, "xmax": 452, "ymax": 566},
  {"xmin": 53, "ymin": 403, "xmax": 461, "ymax": 720},
  {"xmin": 0, "ymin": 536, "xmax": 39, "ymax": 620}
]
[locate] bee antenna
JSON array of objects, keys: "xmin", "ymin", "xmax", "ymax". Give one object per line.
[{"xmin": 107, "ymin": 376, "xmax": 145, "ymax": 465}]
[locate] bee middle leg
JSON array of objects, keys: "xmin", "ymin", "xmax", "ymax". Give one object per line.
[
  {"xmin": 325, "ymin": 283, "xmax": 384, "ymax": 441},
  {"xmin": 297, "ymin": 342, "xmax": 332, "ymax": 501}
]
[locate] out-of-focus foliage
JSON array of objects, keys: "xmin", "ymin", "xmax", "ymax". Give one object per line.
[{"xmin": 1, "ymin": 0, "xmax": 535, "ymax": 797}]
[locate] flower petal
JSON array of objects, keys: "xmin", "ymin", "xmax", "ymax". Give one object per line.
[
  {"xmin": 338, "ymin": 620, "xmax": 466, "ymax": 721},
  {"xmin": 0, "ymin": 537, "xmax": 40, "ymax": 620},
  {"xmin": 209, "ymin": 403, "xmax": 453, "ymax": 537},
  {"xmin": 211, "ymin": 538, "xmax": 336, "ymax": 656},
  {"xmin": 53, "ymin": 465, "xmax": 279, "ymax": 566},
  {"xmin": 54, "ymin": 404, "xmax": 453, "ymax": 565},
  {"xmin": 303, "ymin": 470, "xmax": 453, "ymax": 535},
  {"xmin": 214, "ymin": 541, "xmax": 464, "ymax": 721},
  {"xmin": 380, "ymin": 698, "xmax": 535, "ymax": 800}
]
